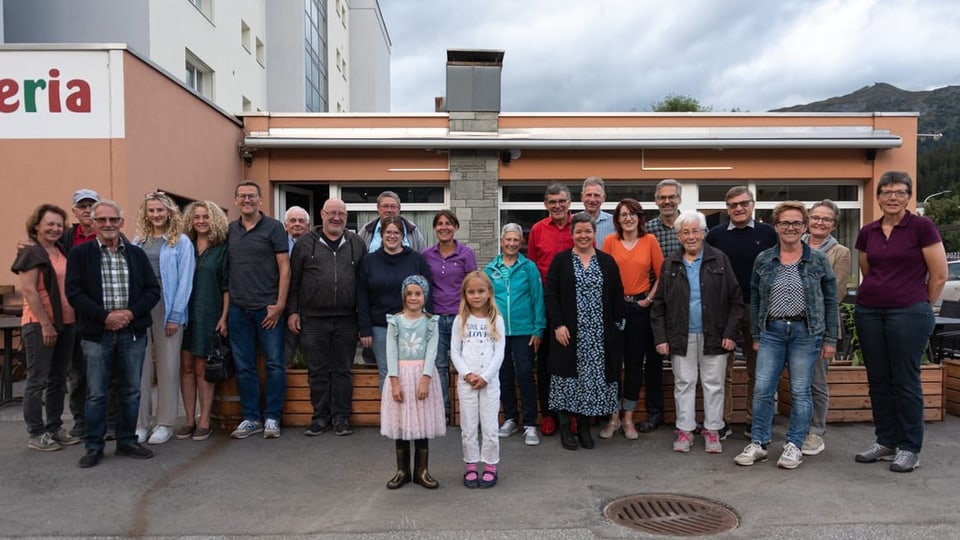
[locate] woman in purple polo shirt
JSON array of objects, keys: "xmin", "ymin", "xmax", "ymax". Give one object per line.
[
  {"xmin": 853, "ymin": 171, "xmax": 947, "ymax": 473},
  {"xmin": 422, "ymin": 210, "xmax": 477, "ymax": 423}
]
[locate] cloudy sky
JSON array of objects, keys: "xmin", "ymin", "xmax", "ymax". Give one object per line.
[{"xmin": 379, "ymin": 0, "xmax": 960, "ymax": 113}]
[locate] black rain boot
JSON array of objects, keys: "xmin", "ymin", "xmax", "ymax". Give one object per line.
[
  {"xmin": 412, "ymin": 439, "xmax": 438, "ymax": 489},
  {"xmin": 558, "ymin": 413, "xmax": 578, "ymax": 450},
  {"xmin": 386, "ymin": 440, "xmax": 411, "ymax": 489},
  {"xmin": 577, "ymin": 415, "xmax": 595, "ymax": 449}
]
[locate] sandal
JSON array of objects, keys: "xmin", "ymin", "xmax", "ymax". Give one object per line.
[
  {"xmin": 463, "ymin": 470, "xmax": 479, "ymax": 489},
  {"xmin": 623, "ymin": 421, "xmax": 639, "ymax": 440},
  {"xmin": 599, "ymin": 418, "xmax": 621, "ymax": 439},
  {"xmin": 478, "ymin": 469, "xmax": 498, "ymax": 489}
]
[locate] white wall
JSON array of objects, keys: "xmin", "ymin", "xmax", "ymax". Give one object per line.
[
  {"xmin": 348, "ymin": 0, "xmax": 390, "ymax": 112},
  {"xmin": 265, "ymin": 0, "xmax": 306, "ymax": 112},
  {"xmin": 327, "ymin": 0, "xmax": 349, "ymax": 112}
]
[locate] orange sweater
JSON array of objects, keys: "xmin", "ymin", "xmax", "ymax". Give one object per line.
[{"xmin": 602, "ymin": 233, "xmax": 664, "ymax": 296}]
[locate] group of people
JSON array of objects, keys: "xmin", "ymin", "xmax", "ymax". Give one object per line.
[{"xmin": 12, "ymin": 171, "xmax": 943, "ymax": 480}]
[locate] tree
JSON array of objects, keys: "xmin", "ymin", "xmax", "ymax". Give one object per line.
[
  {"xmin": 651, "ymin": 93, "xmax": 712, "ymax": 112},
  {"xmin": 923, "ymin": 195, "xmax": 960, "ymax": 252}
]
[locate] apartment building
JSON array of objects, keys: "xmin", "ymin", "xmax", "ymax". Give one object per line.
[{"xmin": 2, "ymin": 0, "xmax": 390, "ymax": 113}]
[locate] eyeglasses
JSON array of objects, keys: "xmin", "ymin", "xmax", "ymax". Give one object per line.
[
  {"xmin": 235, "ymin": 193, "xmax": 259, "ymax": 201},
  {"xmin": 776, "ymin": 221, "xmax": 805, "ymax": 230},
  {"xmin": 378, "ymin": 203, "xmax": 400, "ymax": 210},
  {"xmin": 677, "ymin": 229, "xmax": 702, "ymax": 237},
  {"xmin": 878, "ymin": 190, "xmax": 909, "ymax": 199},
  {"xmin": 656, "ymin": 195, "xmax": 679, "ymax": 202},
  {"xmin": 810, "ymin": 216, "xmax": 836, "ymax": 223},
  {"xmin": 94, "ymin": 217, "xmax": 122, "ymax": 225},
  {"xmin": 323, "ymin": 210, "xmax": 347, "ymax": 218},
  {"xmin": 617, "ymin": 212, "xmax": 638, "ymax": 219},
  {"xmin": 726, "ymin": 200, "xmax": 753, "ymax": 209},
  {"xmin": 383, "ymin": 230, "xmax": 402, "ymax": 237}
]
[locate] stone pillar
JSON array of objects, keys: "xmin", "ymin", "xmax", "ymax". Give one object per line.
[{"xmin": 448, "ymin": 111, "xmax": 500, "ymax": 266}]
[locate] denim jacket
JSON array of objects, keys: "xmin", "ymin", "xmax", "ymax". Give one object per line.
[
  {"xmin": 136, "ymin": 233, "xmax": 196, "ymax": 326},
  {"xmin": 750, "ymin": 243, "xmax": 838, "ymax": 345}
]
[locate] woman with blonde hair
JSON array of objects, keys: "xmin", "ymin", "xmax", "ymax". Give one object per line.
[
  {"xmin": 178, "ymin": 200, "xmax": 230, "ymax": 440},
  {"xmin": 134, "ymin": 192, "xmax": 195, "ymax": 444}
]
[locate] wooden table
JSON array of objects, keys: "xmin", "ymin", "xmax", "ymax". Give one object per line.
[{"xmin": 0, "ymin": 316, "xmax": 22, "ymax": 407}]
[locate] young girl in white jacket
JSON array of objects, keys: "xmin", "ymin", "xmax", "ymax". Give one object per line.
[{"xmin": 451, "ymin": 271, "xmax": 505, "ymax": 488}]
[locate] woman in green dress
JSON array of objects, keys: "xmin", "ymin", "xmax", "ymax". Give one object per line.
[{"xmin": 178, "ymin": 201, "xmax": 230, "ymax": 441}]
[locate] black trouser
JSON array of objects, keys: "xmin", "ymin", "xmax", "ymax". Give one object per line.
[
  {"xmin": 622, "ymin": 301, "xmax": 661, "ymax": 414},
  {"xmin": 301, "ymin": 315, "xmax": 357, "ymax": 426}
]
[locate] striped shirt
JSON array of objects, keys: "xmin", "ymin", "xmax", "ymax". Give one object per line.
[{"xmin": 99, "ymin": 240, "xmax": 130, "ymax": 311}]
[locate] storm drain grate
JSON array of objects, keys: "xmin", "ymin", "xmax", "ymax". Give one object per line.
[{"xmin": 604, "ymin": 494, "xmax": 739, "ymax": 536}]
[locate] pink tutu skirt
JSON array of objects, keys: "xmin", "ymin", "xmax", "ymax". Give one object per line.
[{"xmin": 380, "ymin": 360, "xmax": 447, "ymax": 440}]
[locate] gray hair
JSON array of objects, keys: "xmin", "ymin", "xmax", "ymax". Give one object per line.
[
  {"xmin": 500, "ymin": 223, "xmax": 523, "ymax": 238},
  {"xmin": 92, "ymin": 200, "xmax": 123, "ymax": 218},
  {"xmin": 673, "ymin": 210, "xmax": 706, "ymax": 232},
  {"xmin": 725, "ymin": 185, "xmax": 754, "ymax": 202},
  {"xmin": 571, "ymin": 211, "xmax": 596, "ymax": 232},
  {"xmin": 877, "ymin": 171, "xmax": 913, "ymax": 197},
  {"xmin": 377, "ymin": 191, "xmax": 401, "ymax": 205},
  {"xmin": 810, "ymin": 199, "xmax": 840, "ymax": 220},
  {"xmin": 656, "ymin": 178, "xmax": 682, "ymax": 197},
  {"xmin": 544, "ymin": 182, "xmax": 571, "ymax": 201},
  {"xmin": 284, "ymin": 205, "xmax": 310, "ymax": 223},
  {"xmin": 582, "ymin": 176, "xmax": 605, "ymax": 193}
]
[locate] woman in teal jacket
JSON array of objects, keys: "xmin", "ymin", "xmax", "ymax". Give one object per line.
[{"xmin": 484, "ymin": 223, "xmax": 546, "ymax": 446}]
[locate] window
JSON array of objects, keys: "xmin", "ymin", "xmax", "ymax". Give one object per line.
[
  {"xmin": 304, "ymin": 0, "xmax": 328, "ymax": 112},
  {"xmin": 184, "ymin": 49, "xmax": 214, "ymax": 99},
  {"xmin": 187, "ymin": 0, "xmax": 213, "ymax": 21},
  {"xmin": 337, "ymin": 185, "xmax": 446, "ymax": 246},
  {"xmin": 241, "ymin": 21, "xmax": 251, "ymax": 52},
  {"xmin": 255, "ymin": 38, "xmax": 265, "ymax": 66},
  {"xmin": 242, "ymin": 96, "xmax": 252, "ymax": 112}
]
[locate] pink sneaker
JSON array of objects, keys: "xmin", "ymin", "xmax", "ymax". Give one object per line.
[
  {"xmin": 703, "ymin": 429, "xmax": 723, "ymax": 454},
  {"xmin": 673, "ymin": 430, "xmax": 693, "ymax": 453}
]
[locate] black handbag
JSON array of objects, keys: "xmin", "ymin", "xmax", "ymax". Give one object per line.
[{"xmin": 204, "ymin": 331, "xmax": 234, "ymax": 383}]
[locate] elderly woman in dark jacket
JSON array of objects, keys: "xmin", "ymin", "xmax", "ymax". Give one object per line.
[
  {"xmin": 545, "ymin": 212, "xmax": 625, "ymax": 451},
  {"xmin": 652, "ymin": 211, "xmax": 743, "ymax": 454}
]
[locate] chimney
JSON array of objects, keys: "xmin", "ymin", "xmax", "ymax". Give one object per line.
[{"xmin": 445, "ymin": 49, "xmax": 504, "ymax": 113}]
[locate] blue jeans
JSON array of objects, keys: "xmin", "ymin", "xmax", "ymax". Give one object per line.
[
  {"xmin": 752, "ymin": 319, "xmax": 822, "ymax": 448},
  {"xmin": 435, "ymin": 314, "xmax": 455, "ymax": 415},
  {"xmin": 855, "ymin": 301, "xmax": 933, "ymax": 453},
  {"xmin": 371, "ymin": 326, "xmax": 388, "ymax": 391},
  {"xmin": 81, "ymin": 329, "xmax": 148, "ymax": 450},
  {"xmin": 499, "ymin": 335, "xmax": 538, "ymax": 427},
  {"xmin": 228, "ymin": 304, "xmax": 286, "ymax": 423},
  {"xmin": 22, "ymin": 323, "xmax": 75, "ymax": 436}
]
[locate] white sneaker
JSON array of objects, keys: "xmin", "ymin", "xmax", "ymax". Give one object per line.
[
  {"xmin": 523, "ymin": 426, "xmax": 540, "ymax": 446},
  {"xmin": 801, "ymin": 433, "xmax": 825, "ymax": 456},
  {"xmin": 147, "ymin": 425, "xmax": 173, "ymax": 445},
  {"xmin": 498, "ymin": 419, "xmax": 519, "ymax": 438},
  {"xmin": 230, "ymin": 420, "xmax": 263, "ymax": 439},
  {"xmin": 135, "ymin": 427, "xmax": 148, "ymax": 444},
  {"xmin": 264, "ymin": 419, "xmax": 281, "ymax": 439},
  {"xmin": 734, "ymin": 442, "xmax": 768, "ymax": 466},
  {"xmin": 778, "ymin": 442, "xmax": 803, "ymax": 469}
]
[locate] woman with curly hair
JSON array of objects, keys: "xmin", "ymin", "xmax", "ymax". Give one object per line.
[
  {"xmin": 179, "ymin": 201, "xmax": 230, "ymax": 440},
  {"xmin": 133, "ymin": 192, "xmax": 195, "ymax": 444}
]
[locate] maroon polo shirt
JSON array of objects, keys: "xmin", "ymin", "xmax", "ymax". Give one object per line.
[{"xmin": 855, "ymin": 211, "xmax": 941, "ymax": 308}]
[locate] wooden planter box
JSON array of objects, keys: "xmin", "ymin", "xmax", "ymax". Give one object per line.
[
  {"xmin": 778, "ymin": 363, "xmax": 945, "ymax": 423},
  {"xmin": 944, "ymin": 359, "xmax": 960, "ymax": 417}
]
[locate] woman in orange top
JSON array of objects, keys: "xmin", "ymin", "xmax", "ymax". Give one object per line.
[
  {"xmin": 11, "ymin": 204, "xmax": 80, "ymax": 451},
  {"xmin": 600, "ymin": 198, "xmax": 664, "ymax": 439}
]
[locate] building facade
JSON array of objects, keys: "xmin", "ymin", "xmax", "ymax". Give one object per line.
[{"xmin": 2, "ymin": 0, "xmax": 390, "ymax": 113}]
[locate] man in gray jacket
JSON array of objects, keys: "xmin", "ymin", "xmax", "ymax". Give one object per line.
[{"xmin": 288, "ymin": 198, "xmax": 366, "ymax": 437}]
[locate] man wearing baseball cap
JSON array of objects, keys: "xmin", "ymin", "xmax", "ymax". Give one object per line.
[{"xmin": 63, "ymin": 189, "xmax": 101, "ymax": 437}]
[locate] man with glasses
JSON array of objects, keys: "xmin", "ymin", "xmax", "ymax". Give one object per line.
[
  {"xmin": 288, "ymin": 198, "xmax": 365, "ymax": 437},
  {"xmin": 705, "ymin": 186, "xmax": 777, "ymax": 439},
  {"xmin": 527, "ymin": 183, "xmax": 575, "ymax": 437},
  {"xmin": 66, "ymin": 200, "xmax": 161, "ymax": 468},
  {"xmin": 358, "ymin": 191, "xmax": 426, "ymax": 253},
  {"xmin": 646, "ymin": 179, "xmax": 683, "ymax": 259},
  {"xmin": 227, "ymin": 181, "xmax": 290, "ymax": 440}
]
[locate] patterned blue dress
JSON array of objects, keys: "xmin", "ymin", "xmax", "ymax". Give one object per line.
[{"xmin": 548, "ymin": 253, "xmax": 619, "ymax": 415}]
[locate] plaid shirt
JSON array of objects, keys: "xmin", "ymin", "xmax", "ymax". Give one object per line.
[
  {"xmin": 646, "ymin": 216, "xmax": 682, "ymax": 259},
  {"xmin": 98, "ymin": 240, "xmax": 130, "ymax": 311}
]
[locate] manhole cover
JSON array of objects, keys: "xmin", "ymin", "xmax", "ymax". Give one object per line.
[{"xmin": 604, "ymin": 494, "xmax": 739, "ymax": 536}]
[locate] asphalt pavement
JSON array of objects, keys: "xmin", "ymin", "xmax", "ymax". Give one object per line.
[{"xmin": 1, "ymin": 389, "xmax": 957, "ymax": 539}]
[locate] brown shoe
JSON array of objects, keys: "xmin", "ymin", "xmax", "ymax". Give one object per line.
[
  {"xmin": 192, "ymin": 426, "xmax": 213, "ymax": 441},
  {"xmin": 175, "ymin": 424, "xmax": 195, "ymax": 440}
]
